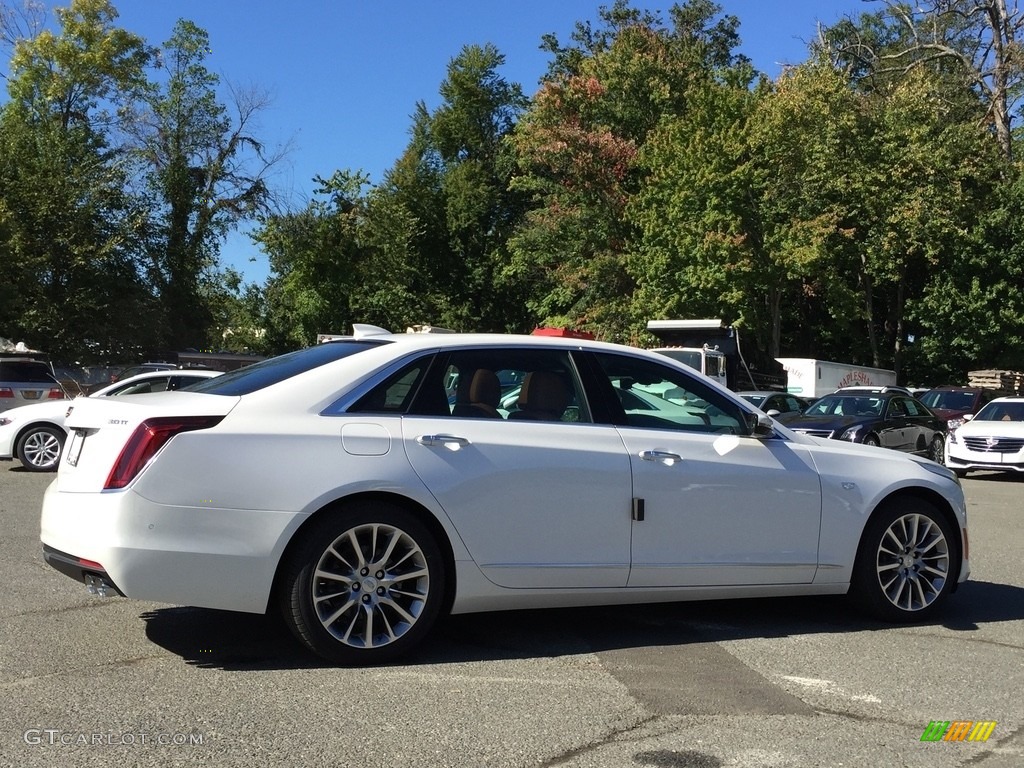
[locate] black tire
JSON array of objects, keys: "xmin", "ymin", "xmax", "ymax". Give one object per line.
[
  {"xmin": 862, "ymin": 435, "xmax": 880, "ymax": 447},
  {"xmin": 929, "ymin": 436, "xmax": 945, "ymax": 464},
  {"xmin": 851, "ymin": 498, "xmax": 957, "ymax": 622},
  {"xmin": 278, "ymin": 500, "xmax": 446, "ymax": 665},
  {"xmin": 15, "ymin": 425, "xmax": 65, "ymax": 472}
]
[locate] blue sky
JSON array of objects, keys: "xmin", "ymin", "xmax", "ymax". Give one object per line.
[{"xmin": 23, "ymin": 1, "xmax": 873, "ymax": 283}]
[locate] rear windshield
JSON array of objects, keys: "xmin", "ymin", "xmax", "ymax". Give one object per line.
[
  {"xmin": 0, "ymin": 361, "xmax": 56, "ymax": 382},
  {"xmin": 186, "ymin": 340, "xmax": 388, "ymax": 396}
]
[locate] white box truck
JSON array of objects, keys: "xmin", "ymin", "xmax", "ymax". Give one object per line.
[{"xmin": 777, "ymin": 358, "xmax": 897, "ymax": 399}]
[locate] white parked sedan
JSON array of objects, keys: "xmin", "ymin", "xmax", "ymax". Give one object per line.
[
  {"xmin": 40, "ymin": 327, "xmax": 970, "ymax": 665},
  {"xmin": 0, "ymin": 369, "xmax": 221, "ymax": 471},
  {"xmin": 945, "ymin": 396, "xmax": 1024, "ymax": 477}
]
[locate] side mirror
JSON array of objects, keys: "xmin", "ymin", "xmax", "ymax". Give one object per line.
[{"xmin": 746, "ymin": 411, "xmax": 776, "ymax": 439}]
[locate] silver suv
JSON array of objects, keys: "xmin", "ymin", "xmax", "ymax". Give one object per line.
[{"xmin": 0, "ymin": 358, "xmax": 67, "ymax": 414}]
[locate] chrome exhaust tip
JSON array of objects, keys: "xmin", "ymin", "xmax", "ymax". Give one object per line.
[{"xmin": 84, "ymin": 573, "xmax": 117, "ymax": 598}]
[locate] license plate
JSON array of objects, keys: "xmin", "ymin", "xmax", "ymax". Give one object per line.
[
  {"xmin": 65, "ymin": 429, "xmax": 85, "ymax": 466},
  {"xmin": 23, "ymin": 390, "xmax": 41, "ymax": 399}
]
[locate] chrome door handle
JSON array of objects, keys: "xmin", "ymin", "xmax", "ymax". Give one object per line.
[
  {"xmin": 639, "ymin": 450, "xmax": 682, "ymax": 464},
  {"xmin": 416, "ymin": 434, "xmax": 470, "ymax": 450}
]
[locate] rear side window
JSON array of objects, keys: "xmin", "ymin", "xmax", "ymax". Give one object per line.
[
  {"xmin": 187, "ymin": 341, "xmax": 388, "ymax": 396},
  {"xmin": 350, "ymin": 360, "xmax": 432, "ymax": 413}
]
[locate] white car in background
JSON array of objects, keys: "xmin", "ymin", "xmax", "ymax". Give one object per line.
[
  {"xmin": 40, "ymin": 327, "xmax": 969, "ymax": 666},
  {"xmin": 945, "ymin": 396, "xmax": 1024, "ymax": 477},
  {"xmin": 0, "ymin": 369, "xmax": 221, "ymax": 471}
]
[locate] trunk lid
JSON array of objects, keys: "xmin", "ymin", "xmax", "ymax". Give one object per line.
[{"xmin": 57, "ymin": 392, "xmax": 236, "ymax": 492}]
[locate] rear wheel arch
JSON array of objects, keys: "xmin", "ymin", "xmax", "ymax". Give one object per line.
[{"xmin": 271, "ymin": 491, "xmax": 457, "ymax": 619}]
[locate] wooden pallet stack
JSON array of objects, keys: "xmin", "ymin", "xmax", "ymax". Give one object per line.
[{"xmin": 967, "ymin": 370, "xmax": 1024, "ymax": 396}]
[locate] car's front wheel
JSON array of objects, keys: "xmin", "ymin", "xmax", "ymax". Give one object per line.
[
  {"xmin": 279, "ymin": 501, "xmax": 446, "ymax": 665},
  {"xmin": 929, "ymin": 436, "xmax": 945, "ymax": 464},
  {"xmin": 16, "ymin": 425, "xmax": 65, "ymax": 472},
  {"xmin": 851, "ymin": 498, "xmax": 956, "ymax": 622}
]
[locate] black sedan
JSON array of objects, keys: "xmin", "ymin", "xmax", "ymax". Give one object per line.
[
  {"xmin": 737, "ymin": 391, "xmax": 812, "ymax": 416},
  {"xmin": 776, "ymin": 390, "xmax": 946, "ymax": 462}
]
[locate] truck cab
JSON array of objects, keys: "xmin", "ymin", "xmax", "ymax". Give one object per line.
[
  {"xmin": 646, "ymin": 319, "xmax": 786, "ymax": 392},
  {"xmin": 651, "ymin": 346, "xmax": 729, "ymax": 389}
]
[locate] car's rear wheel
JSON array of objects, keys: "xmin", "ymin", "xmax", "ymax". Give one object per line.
[
  {"xmin": 929, "ymin": 436, "xmax": 944, "ymax": 464},
  {"xmin": 16, "ymin": 425, "xmax": 65, "ymax": 472},
  {"xmin": 279, "ymin": 501, "xmax": 445, "ymax": 665},
  {"xmin": 852, "ymin": 498, "xmax": 956, "ymax": 621}
]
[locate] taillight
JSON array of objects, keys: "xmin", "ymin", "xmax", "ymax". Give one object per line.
[
  {"xmin": 0, "ymin": 387, "xmax": 12, "ymax": 398},
  {"xmin": 104, "ymin": 416, "xmax": 223, "ymax": 489},
  {"xmin": 47, "ymin": 387, "xmax": 66, "ymax": 400}
]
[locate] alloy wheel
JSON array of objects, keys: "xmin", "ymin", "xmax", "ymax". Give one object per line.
[
  {"xmin": 310, "ymin": 522, "xmax": 430, "ymax": 650},
  {"xmin": 874, "ymin": 512, "xmax": 950, "ymax": 612}
]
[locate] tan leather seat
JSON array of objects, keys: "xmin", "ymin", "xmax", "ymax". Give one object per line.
[
  {"xmin": 508, "ymin": 371, "xmax": 569, "ymax": 421},
  {"xmin": 452, "ymin": 369, "xmax": 502, "ymax": 418}
]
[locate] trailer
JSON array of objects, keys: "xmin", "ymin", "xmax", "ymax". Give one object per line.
[{"xmin": 776, "ymin": 358, "xmax": 897, "ymax": 399}]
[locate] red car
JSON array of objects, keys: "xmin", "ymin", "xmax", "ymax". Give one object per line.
[{"xmin": 918, "ymin": 386, "xmax": 994, "ymax": 431}]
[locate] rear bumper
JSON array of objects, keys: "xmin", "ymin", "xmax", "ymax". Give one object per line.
[
  {"xmin": 40, "ymin": 480, "xmax": 298, "ymax": 614},
  {"xmin": 42, "ymin": 544, "xmax": 125, "ymax": 596}
]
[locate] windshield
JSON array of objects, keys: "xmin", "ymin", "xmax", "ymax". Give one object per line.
[
  {"xmin": 919, "ymin": 391, "xmax": 976, "ymax": 410},
  {"xmin": 186, "ymin": 341, "xmax": 388, "ymax": 396},
  {"xmin": 974, "ymin": 401, "xmax": 1024, "ymax": 422}
]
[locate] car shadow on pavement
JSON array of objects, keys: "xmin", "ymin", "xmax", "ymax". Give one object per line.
[{"xmin": 140, "ymin": 579, "xmax": 1024, "ymax": 671}]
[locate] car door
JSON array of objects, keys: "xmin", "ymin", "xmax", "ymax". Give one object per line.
[
  {"xmin": 394, "ymin": 347, "xmax": 633, "ymax": 589},
  {"xmin": 902, "ymin": 396, "xmax": 939, "ymax": 453},
  {"xmin": 880, "ymin": 397, "xmax": 912, "ymax": 451},
  {"xmin": 587, "ymin": 351, "xmax": 822, "ymax": 587}
]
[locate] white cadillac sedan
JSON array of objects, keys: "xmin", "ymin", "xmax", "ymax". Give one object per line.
[
  {"xmin": 40, "ymin": 327, "xmax": 970, "ymax": 665},
  {"xmin": 945, "ymin": 396, "xmax": 1024, "ymax": 476},
  {"xmin": 1, "ymin": 369, "xmax": 221, "ymax": 471}
]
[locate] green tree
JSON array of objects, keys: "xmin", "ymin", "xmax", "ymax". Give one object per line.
[
  {"xmin": 129, "ymin": 19, "xmax": 284, "ymax": 351},
  {"xmin": 0, "ymin": 0, "xmax": 155, "ymax": 360},
  {"xmin": 820, "ymin": 0, "xmax": 1024, "ymax": 159},
  {"xmin": 509, "ymin": 0, "xmax": 750, "ymax": 342},
  {"xmin": 375, "ymin": 43, "xmax": 530, "ymax": 332},
  {"xmin": 253, "ymin": 171, "xmax": 370, "ymax": 350}
]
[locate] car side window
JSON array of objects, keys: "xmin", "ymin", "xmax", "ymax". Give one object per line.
[
  {"xmin": 441, "ymin": 348, "xmax": 589, "ymax": 423},
  {"xmin": 110, "ymin": 378, "xmax": 167, "ymax": 396},
  {"xmin": 349, "ymin": 360, "xmax": 432, "ymax": 414},
  {"xmin": 590, "ymin": 352, "xmax": 747, "ymax": 434},
  {"xmin": 903, "ymin": 398, "xmax": 926, "ymax": 417},
  {"xmin": 888, "ymin": 398, "xmax": 907, "ymax": 417}
]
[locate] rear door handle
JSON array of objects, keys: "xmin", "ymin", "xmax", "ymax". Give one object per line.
[
  {"xmin": 416, "ymin": 434, "xmax": 470, "ymax": 451},
  {"xmin": 639, "ymin": 450, "xmax": 682, "ymax": 465}
]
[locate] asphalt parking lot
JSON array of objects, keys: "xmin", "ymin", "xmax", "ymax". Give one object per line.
[{"xmin": 2, "ymin": 466, "xmax": 1022, "ymax": 768}]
